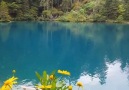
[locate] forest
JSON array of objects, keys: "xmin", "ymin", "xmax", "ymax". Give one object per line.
[{"xmin": 0, "ymin": 0, "xmax": 129, "ymax": 22}]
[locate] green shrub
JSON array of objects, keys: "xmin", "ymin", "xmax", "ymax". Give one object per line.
[
  {"xmin": 0, "ymin": 1, "xmax": 11, "ymax": 22},
  {"xmin": 42, "ymin": 10, "xmax": 52, "ymax": 19},
  {"xmin": 21, "ymin": 8, "xmax": 38, "ymax": 21},
  {"xmin": 92, "ymin": 14, "xmax": 106, "ymax": 22},
  {"xmin": 51, "ymin": 8, "xmax": 64, "ymax": 18},
  {"xmin": 8, "ymin": 2, "xmax": 21, "ymax": 19},
  {"xmin": 82, "ymin": 1, "xmax": 94, "ymax": 10},
  {"xmin": 23, "ymin": 14, "xmax": 34, "ymax": 21},
  {"xmin": 116, "ymin": 15, "xmax": 124, "ymax": 22},
  {"xmin": 57, "ymin": 10, "xmax": 86, "ymax": 22}
]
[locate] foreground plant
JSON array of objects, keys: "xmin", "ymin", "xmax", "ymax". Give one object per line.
[
  {"xmin": 0, "ymin": 70, "xmax": 18, "ymax": 90},
  {"xmin": 35, "ymin": 70, "xmax": 56, "ymax": 90},
  {"xmin": 35, "ymin": 70, "xmax": 83, "ymax": 90}
]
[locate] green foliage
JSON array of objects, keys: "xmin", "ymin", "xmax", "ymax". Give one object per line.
[
  {"xmin": 8, "ymin": 2, "xmax": 20, "ymax": 10},
  {"xmin": 92, "ymin": 14, "xmax": 106, "ymax": 22},
  {"xmin": 35, "ymin": 72, "xmax": 42, "ymax": 83},
  {"xmin": 0, "ymin": 1, "xmax": 11, "ymax": 21},
  {"xmin": 0, "ymin": 0, "xmax": 129, "ymax": 22},
  {"xmin": 118, "ymin": 4, "xmax": 125, "ymax": 15},
  {"xmin": 72, "ymin": 1, "xmax": 82, "ymax": 11},
  {"xmin": 116, "ymin": 15, "xmax": 124, "ymax": 22},
  {"xmin": 22, "ymin": 14, "xmax": 34, "ymax": 21},
  {"xmin": 79, "ymin": 9, "xmax": 85, "ymax": 14},
  {"xmin": 35, "ymin": 71, "xmax": 69, "ymax": 90},
  {"xmin": 35, "ymin": 71, "xmax": 57, "ymax": 86},
  {"xmin": 123, "ymin": 1, "xmax": 129, "ymax": 20},
  {"xmin": 61, "ymin": 0, "xmax": 71, "ymax": 12},
  {"xmin": 42, "ymin": 8, "xmax": 64, "ymax": 20},
  {"xmin": 8, "ymin": 2, "xmax": 21, "ymax": 18},
  {"xmin": 81, "ymin": 1, "xmax": 94, "ymax": 15},
  {"xmin": 103, "ymin": 0, "xmax": 119, "ymax": 20},
  {"xmin": 57, "ymin": 10, "xmax": 86, "ymax": 22},
  {"xmin": 51, "ymin": 8, "xmax": 64, "ymax": 17},
  {"xmin": 35, "ymin": 70, "xmax": 84, "ymax": 90},
  {"xmin": 116, "ymin": 4, "xmax": 125, "ymax": 22},
  {"xmin": 15, "ymin": 10, "xmax": 24, "ymax": 20},
  {"xmin": 42, "ymin": 10, "xmax": 52, "ymax": 19},
  {"xmin": 29, "ymin": 7, "xmax": 38, "ymax": 19},
  {"xmin": 20, "ymin": 7, "xmax": 38, "ymax": 21},
  {"xmin": 83, "ymin": 1, "xmax": 94, "ymax": 11}
]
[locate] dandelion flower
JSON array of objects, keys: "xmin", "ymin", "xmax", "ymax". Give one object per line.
[{"xmin": 58, "ymin": 70, "xmax": 70, "ymax": 76}]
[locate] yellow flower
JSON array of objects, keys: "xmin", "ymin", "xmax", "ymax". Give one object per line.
[
  {"xmin": 68, "ymin": 85, "xmax": 72, "ymax": 90},
  {"xmin": 0, "ymin": 76, "xmax": 18, "ymax": 90},
  {"xmin": 36, "ymin": 85, "xmax": 45, "ymax": 89},
  {"xmin": 36, "ymin": 85, "xmax": 52, "ymax": 89},
  {"xmin": 45, "ymin": 85, "xmax": 52, "ymax": 89},
  {"xmin": 58, "ymin": 70, "xmax": 70, "ymax": 76},
  {"xmin": 77, "ymin": 82, "xmax": 83, "ymax": 87},
  {"xmin": 49, "ymin": 75, "xmax": 54, "ymax": 80}
]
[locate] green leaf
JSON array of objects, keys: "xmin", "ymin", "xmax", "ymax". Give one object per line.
[
  {"xmin": 51, "ymin": 81, "xmax": 56, "ymax": 90},
  {"xmin": 63, "ymin": 86, "xmax": 68, "ymax": 90},
  {"xmin": 43, "ymin": 71, "xmax": 47, "ymax": 85},
  {"xmin": 35, "ymin": 72, "xmax": 42, "ymax": 83}
]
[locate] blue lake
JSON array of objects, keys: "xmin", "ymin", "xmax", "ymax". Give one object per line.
[{"xmin": 0, "ymin": 22, "xmax": 129, "ymax": 90}]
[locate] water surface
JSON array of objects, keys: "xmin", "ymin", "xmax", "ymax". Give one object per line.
[{"xmin": 0, "ymin": 22, "xmax": 129, "ymax": 90}]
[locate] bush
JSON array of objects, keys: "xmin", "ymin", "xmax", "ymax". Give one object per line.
[
  {"xmin": 0, "ymin": 1, "xmax": 11, "ymax": 22},
  {"xmin": 57, "ymin": 10, "xmax": 86, "ymax": 22},
  {"xmin": 22, "ymin": 14, "xmax": 35, "ymax": 21},
  {"xmin": 92, "ymin": 14, "xmax": 106, "ymax": 22},
  {"xmin": 82, "ymin": 1, "xmax": 94, "ymax": 10},
  {"xmin": 42, "ymin": 8, "xmax": 64, "ymax": 20},
  {"xmin": 116, "ymin": 15, "xmax": 124, "ymax": 22},
  {"xmin": 42, "ymin": 10, "xmax": 52, "ymax": 19},
  {"xmin": 8, "ymin": 2, "xmax": 21, "ymax": 18},
  {"xmin": 51, "ymin": 8, "xmax": 64, "ymax": 18}
]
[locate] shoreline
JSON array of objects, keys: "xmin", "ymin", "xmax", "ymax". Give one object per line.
[{"xmin": 0, "ymin": 19, "xmax": 129, "ymax": 24}]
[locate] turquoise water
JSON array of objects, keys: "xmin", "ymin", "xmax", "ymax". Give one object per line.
[{"xmin": 0, "ymin": 22, "xmax": 129, "ymax": 90}]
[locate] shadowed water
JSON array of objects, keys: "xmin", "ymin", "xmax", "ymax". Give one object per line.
[{"xmin": 0, "ymin": 22, "xmax": 129, "ymax": 90}]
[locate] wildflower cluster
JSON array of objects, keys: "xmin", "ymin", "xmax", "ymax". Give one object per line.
[
  {"xmin": 0, "ymin": 70, "xmax": 83, "ymax": 90},
  {"xmin": 35, "ymin": 70, "xmax": 83, "ymax": 90}
]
